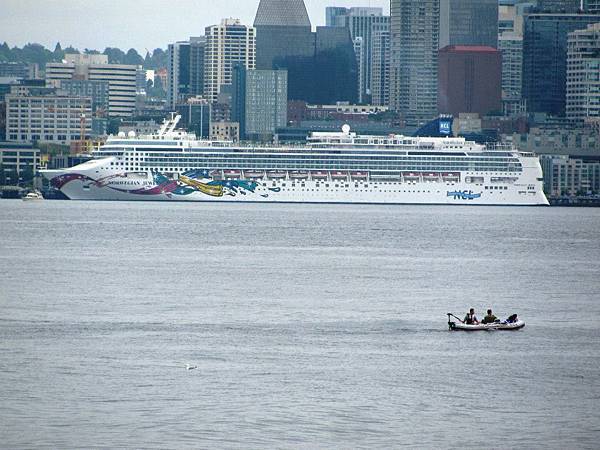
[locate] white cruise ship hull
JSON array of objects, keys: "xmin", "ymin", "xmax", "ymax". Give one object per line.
[{"xmin": 42, "ymin": 163, "xmax": 549, "ymax": 206}]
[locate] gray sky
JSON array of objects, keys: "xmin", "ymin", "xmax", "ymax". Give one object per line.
[{"xmin": 2, "ymin": 0, "xmax": 389, "ymax": 53}]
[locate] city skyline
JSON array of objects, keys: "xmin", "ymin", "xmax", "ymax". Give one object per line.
[{"xmin": 0, "ymin": 0, "xmax": 389, "ymax": 53}]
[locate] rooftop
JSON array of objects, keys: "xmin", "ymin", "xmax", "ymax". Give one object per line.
[{"xmin": 254, "ymin": 0, "xmax": 311, "ymax": 27}]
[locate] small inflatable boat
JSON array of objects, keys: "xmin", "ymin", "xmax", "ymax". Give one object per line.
[{"xmin": 447, "ymin": 313, "xmax": 525, "ymax": 331}]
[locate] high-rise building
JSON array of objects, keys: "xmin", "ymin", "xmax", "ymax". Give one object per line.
[
  {"xmin": 167, "ymin": 37, "xmax": 206, "ymax": 109},
  {"xmin": 584, "ymin": 0, "xmax": 600, "ymax": 12},
  {"xmin": 390, "ymin": 0, "xmax": 440, "ymax": 123},
  {"xmin": 314, "ymin": 27, "xmax": 359, "ymax": 104},
  {"xmin": 438, "ymin": 45, "xmax": 502, "ymax": 116},
  {"xmin": 254, "ymin": 0, "xmax": 314, "ymax": 103},
  {"xmin": 522, "ymin": 13, "xmax": 600, "ymax": 116},
  {"xmin": 46, "ymin": 54, "xmax": 136, "ymax": 117},
  {"xmin": 566, "ymin": 23, "xmax": 600, "ymax": 122},
  {"xmin": 232, "ymin": 66, "xmax": 287, "ymax": 140},
  {"xmin": 353, "ymin": 37, "xmax": 365, "ymax": 102},
  {"xmin": 167, "ymin": 41, "xmax": 191, "ymax": 109},
  {"xmin": 371, "ymin": 22, "xmax": 391, "ymax": 106},
  {"xmin": 204, "ymin": 19, "xmax": 256, "ymax": 103},
  {"xmin": 326, "ymin": 7, "xmax": 389, "ymax": 103},
  {"xmin": 439, "ymin": 0, "xmax": 499, "ymax": 49},
  {"xmin": 189, "ymin": 37, "xmax": 206, "ymax": 99},
  {"xmin": 498, "ymin": 33, "xmax": 524, "ymax": 115},
  {"xmin": 254, "ymin": 0, "xmax": 358, "ymax": 104},
  {"xmin": 5, "ymin": 94, "xmax": 92, "ymax": 143}
]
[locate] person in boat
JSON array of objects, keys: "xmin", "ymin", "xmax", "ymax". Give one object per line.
[
  {"xmin": 463, "ymin": 308, "xmax": 479, "ymax": 325},
  {"xmin": 506, "ymin": 314, "xmax": 518, "ymax": 323},
  {"xmin": 482, "ymin": 309, "xmax": 498, "ymax": 324}
]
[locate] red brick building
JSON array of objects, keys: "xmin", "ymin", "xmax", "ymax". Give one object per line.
[{"xmin": 438, "ymin": 46, "xmax": 502, "ymax": 117}]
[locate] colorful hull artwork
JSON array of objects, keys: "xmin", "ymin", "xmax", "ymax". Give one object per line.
[{"xmin": 50, "ymin": 169, "xmax": 282, "ymax": 200}]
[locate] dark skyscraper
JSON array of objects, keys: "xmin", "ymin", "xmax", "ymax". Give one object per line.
[
  {"xmin": 254, "ymin": 0, "xmax": 314, "ymax": 70},
  {"xmin": 522, "ymin": 13, "xmax": 600, "ymax": 116},
  {"xmin": 253, "ymin": 0, "xmax": 357, "ymax": 104},
  {"xmin": 254, "ymin": 0, "xmax": 314, "ymax": 101},
  {"xmin": 314, "ymin": 27, "xmax": 358, "ymax": 104}
]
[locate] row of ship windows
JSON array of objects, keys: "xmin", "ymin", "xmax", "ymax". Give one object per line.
[{"xmin": 112, "ymin": 163, "xmax": 520, "ymax": 173}]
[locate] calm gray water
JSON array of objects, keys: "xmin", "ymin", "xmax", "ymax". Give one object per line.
[{"xmin": 1, "ymin": 200, "xmax": 599, "ymax": 449}]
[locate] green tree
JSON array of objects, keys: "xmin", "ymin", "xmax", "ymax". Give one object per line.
[
  {"xmin": 124, "ymin": 48, "xmax": 144, "ymax": 66},
  {"xmin": 103, "ymin": 47, "xmax": 126, "ymax": 64}
]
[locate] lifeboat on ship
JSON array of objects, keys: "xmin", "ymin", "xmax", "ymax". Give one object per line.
[
  {"xmin": 244, "ymin": 170, "xmax": 265, "ymax": 179},
  {"xmin": 223, "ymin": 169, "xmax": 241, "ymax": 179},
  {"xmin": 423, "ymin": 172, "xmax": 440, "ymax": 182},
  {"xmin": 403, "ymin": 172, "xmax": 421, "ymax": 182},
  {"xmin": 442, "ymin": 172, "xmax": 460, "ymax": 182},
  {"xmin": 350, "ymin": 171, "xmax": 369, "ymax": 180},
  {"xmin": 331, "ymin": 171, "xmax": 348, "ymax": 180},
  {"xmin": 289, "ymin": 171, "xmax": 309, "ymax": 180},
  {"xmin": 266, "ymin": 170, "xmax": 287, "ymax": 179},
  {"xmin": 311, "ymin": 171, "xmax": 329, "ymax": 180}
]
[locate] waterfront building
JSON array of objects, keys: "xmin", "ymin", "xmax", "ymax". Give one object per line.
[
  {"xmin": 522, "ymin": 13, "xmax": 600, "ymax": 116},
  {"xmin": 0, "ymin": 142, "xmax": 40, "ymax": 181},
  {"xmin": 46, "ymin": 54, "xmax": 137, "ymax": 117},
  {"xmin": 370, "ymin": 22, "xmax": 391, "ymax": 106},
  {"xmin": 210, "ymin": 121, "xmax": 239, "ymax": 142},
  {"xmin": 232, "ymin": 67, "xmax": 287, "ymax": 140},
  {"xmin": 5, "ymin": 93, "xmax": 92, "ymax": 144},
  {"xmin": 439, "ymin": 0, "xmax": 499, "ymax": 49},
  {"xmin": 513, "ymin": 124, "xmax": 600, "ymax": 156},
  {"xmin": 438, "ymin": 46, "xmax": 502, "ymax": 117},
  {"xmin": 540, "ymin": 155, "xmax": 600, "ymax": 196},
  {"xmin": 326, "ymin": 7, "xmax": 389, "ymax": 103},
  {"xmin": 167, "ymin": 37, "xmax": 205, "ymax": 110},
  {"xmin": 566, "ymin": 23, "xmax": 600, "ymax": 123},
  {"xmin": 204, "ymin": 19, "xmax": 256, "ymax": 103},
  {"xmin": 390, "ymin": 0, "xmax": 440, "ymax": 124}
]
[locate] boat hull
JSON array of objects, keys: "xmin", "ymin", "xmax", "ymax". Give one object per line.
[
  {"xmin": 42, "ymin": 167, "xmax": 549, "ymax": 206},
  {"xmin": 449, "ymin": 320, "xmax": 525, "ymax": 331}
]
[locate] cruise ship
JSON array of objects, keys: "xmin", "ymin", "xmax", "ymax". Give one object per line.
[{"xmin": 41, "ymin": 115, "xmax": 549, "ymax": 205}]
